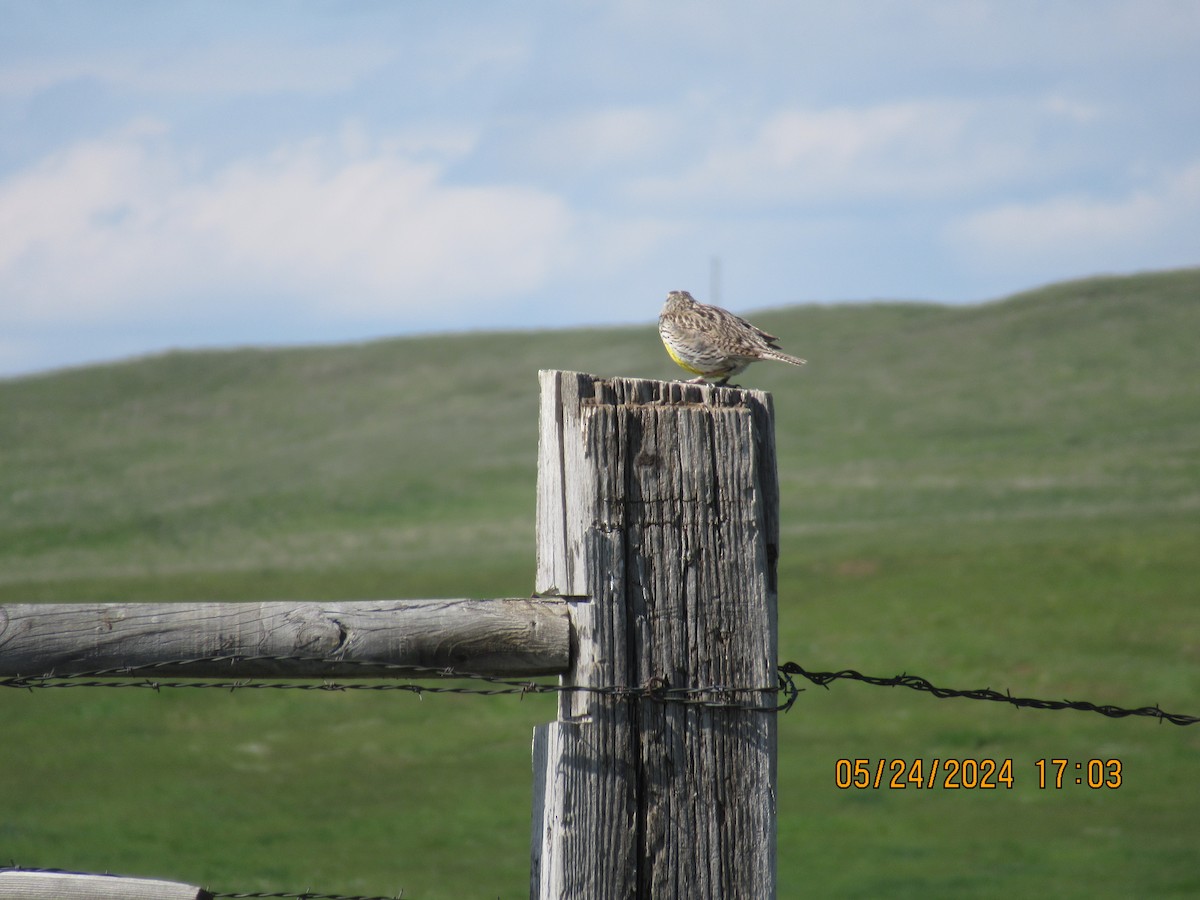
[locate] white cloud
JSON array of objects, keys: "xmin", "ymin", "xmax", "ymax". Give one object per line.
[
  {"xmin": 0, "ymin": 41, "xmax": 399, "ymax": 99},
  {"xmin": 1040, "ymin": 94, "xmax": 1105, "ymax": 124},
  {"xmin": 947, "ymin": 162, "xmax": 1200, "ymax": 276},
  {"xmin": 516, "ymin": 107, "xmax": 680, "ymax": 174},
  {"xmin": 624, "ymin": 98, "xmax": 1067, "ymax": 209},
  {"xmin": 0, "ymin": 122, "xmax": 579, "ymax": 327},
  {"xmin": 130, "ymin": 41, "xmax": 400, "ymax": 96}
]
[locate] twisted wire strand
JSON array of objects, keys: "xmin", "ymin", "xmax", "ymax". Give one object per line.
[{"xmin": 3, "ymin": 654, "xmax": 1195, "ymax": 724}]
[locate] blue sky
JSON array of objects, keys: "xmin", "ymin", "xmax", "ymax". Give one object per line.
[{"xmin": 1, "ymin": 1, "xmax": 1198, "ymax": 377}]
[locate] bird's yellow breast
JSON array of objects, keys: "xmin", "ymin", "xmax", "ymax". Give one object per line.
[{"xmin": 662, "ymin": 337, "xmax": 705, "ymax": 375}]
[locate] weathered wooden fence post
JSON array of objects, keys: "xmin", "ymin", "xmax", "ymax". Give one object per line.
[{"xmin": 531, "ymin": 370, "xmax": 779, "ymax": 899}]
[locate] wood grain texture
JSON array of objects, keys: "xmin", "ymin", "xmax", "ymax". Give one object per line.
[
  {"xmin": 0, "ymin": 599, "xmax": 570, "ymax": 678},
  {"xmin": 532, "ymin": 370, "xmax": 779, "ymax": 899},
  {"xmin": 0, "ymin": 871, "xmax": 211, "ymax": 900}
]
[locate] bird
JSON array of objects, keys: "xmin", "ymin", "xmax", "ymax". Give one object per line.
[{"xmin": 658, "ymin": 290, "xmax": 806, "ymax": 385}]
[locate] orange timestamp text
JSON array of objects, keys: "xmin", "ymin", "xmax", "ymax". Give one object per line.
[
  {"xmin": 835, "ymin": 757, "xmax": 1015, "ymax": 789},
  {"xmin": 834, "ymin": 758, "xmax": 1124, "ymax": 789}
]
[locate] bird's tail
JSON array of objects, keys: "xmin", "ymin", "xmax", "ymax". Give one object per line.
[{"xmin": 762, "ymin": 349, "xmax": 807, "ymax": 367}]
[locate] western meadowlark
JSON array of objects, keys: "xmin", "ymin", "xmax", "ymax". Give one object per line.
[{"xmin": 658, "ymin": 290, "xmax": 806, "ymax": 385}]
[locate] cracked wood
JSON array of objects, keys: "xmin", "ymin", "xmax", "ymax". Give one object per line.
[
  {"xmin": 0, "ymin": 599, "xmax": 570, "ymax": 678},
  {"xmin": 531, "ymin": 370, "xmax": 779, "ymax": 899}
]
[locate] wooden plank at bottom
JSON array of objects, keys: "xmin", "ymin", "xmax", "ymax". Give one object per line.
[{"xmin": 0, "ymin": 871, "xmax": 211, "ymax": 900}]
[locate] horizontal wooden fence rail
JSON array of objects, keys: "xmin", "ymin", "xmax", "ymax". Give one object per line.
[
  {"xmin": 0, "ymin": 870, "xmax": 211, "ymax": 900},
  {"xmin": 0, "ymin": 599, "xmax": 570, "ymax": 678}
]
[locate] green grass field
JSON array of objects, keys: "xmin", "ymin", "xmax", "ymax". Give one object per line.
[{"xmin": 2, "ymin": 269, "xmax": 1198, "ymax": 897}]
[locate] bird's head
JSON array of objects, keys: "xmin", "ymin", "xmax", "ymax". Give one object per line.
[{"xmin": 663, "ymin": 290, "xmax": 697, "ymax": 313}]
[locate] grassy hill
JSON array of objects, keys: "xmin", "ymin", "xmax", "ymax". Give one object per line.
[{"xmin": 2, "ymin": 269, "xmax": 1198, "ymax": 897}]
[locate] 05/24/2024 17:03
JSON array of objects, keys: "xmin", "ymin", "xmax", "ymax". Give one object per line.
[{"xmin": 833, "ymin": 758, "xmax": 1124, "ymax": 790}]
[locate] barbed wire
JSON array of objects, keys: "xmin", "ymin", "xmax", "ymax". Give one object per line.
[
  {"xmin": 2, "ymin": 653, "xmax": 1195, "ymax": 724},
  {"xmin": 209, "ymin": 891, "xmax": 403, "ymax": 899},
  {"xmin": 781, "ymin": 662, "xmax": 1200, "ymax": 726},
  {"xmin": 0, "ymin": 654, "xmax": 798, "ymax": 713}
]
